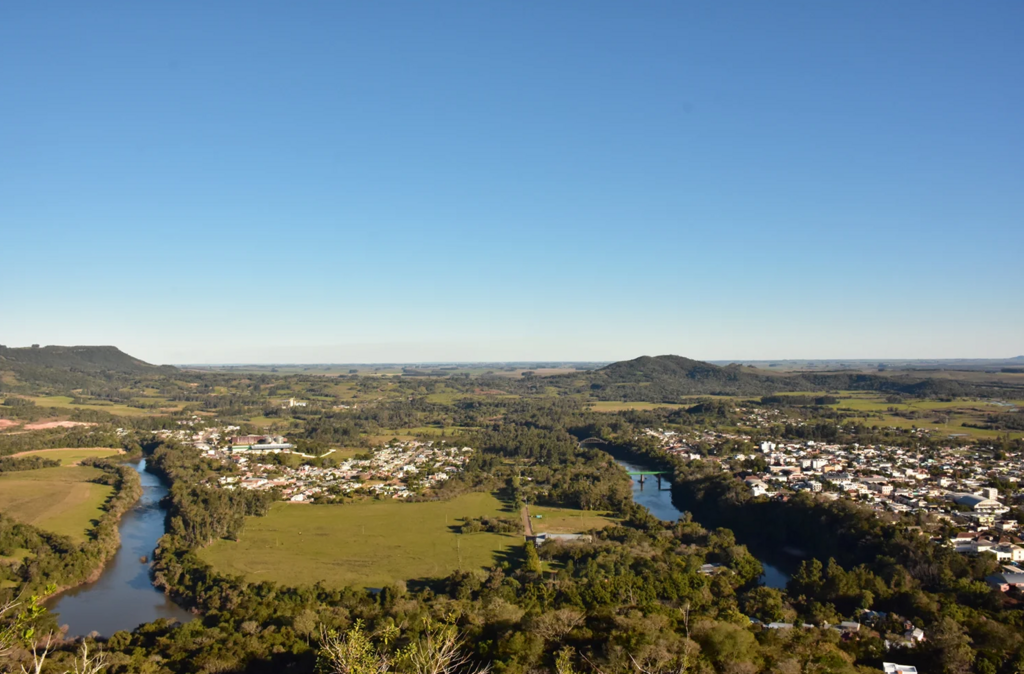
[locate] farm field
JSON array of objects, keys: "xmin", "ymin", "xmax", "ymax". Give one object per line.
[
  {"xmin": 11, "ymin": 447, "xmax": 124, "ymax": 465},
  {"xmin": 0, "ymin": 465, "xmax": 113, "ymax": 542},
  {"xmin": 327, "ymin": 448, "xmax": 366, "ymax": 461},
  {"xmin": 529, "ymin": 505, "xmax": 619, "ymax": 534},
  {"xmin": 246, "ymin": 415, "xmax": 300, "ymax": 429},
  {"xmin": 199, "ymin": 492, "xmax": 522, "ymax": 589},
  {"xmin": 24, "ymin": 395, "xmax": 183, "ymax": 417},
  {"xmin": 827, "ymin": 393, "xmax": 1023, "ymax": 440},
  {"xmin": 588, "ymin": 401, "xmax": 688, "ymax": 412},
  {"xmin": 365, "ymin": 426, "xmax": 479, "ymax": 444}
]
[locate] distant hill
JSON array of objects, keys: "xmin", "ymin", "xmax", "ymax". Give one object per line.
[
  {"xmin": 0, "ymin": 345, "xmax": 172, "ymax": 390},
  {"xmin": 559, "ymin": 354, "xmax": 1021, "ymax": 400},
  {"xmin": 582, "ymin": 355, "xmax": 790, "ymax": 398}
]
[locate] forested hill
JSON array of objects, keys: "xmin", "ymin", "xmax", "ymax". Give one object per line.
[
  {"xmin": 0, "ymin": 345, "xmax": 172, "ymax": 390},
  {"xmin": 581, "ymin": 355, "xmax": 794, "ymax": 397},
  {"xmin": 559, "ymin": 354, "xmax": 1023, "ymax": 400}
]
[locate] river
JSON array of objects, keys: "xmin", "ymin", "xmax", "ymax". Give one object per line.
[
  {"xmin": 614, "ymin": 456, "xmax": 791, "ymax": 589},
  {"xmin": 45, "ymin": 459, "xmax": 193, "ymax": 636}
]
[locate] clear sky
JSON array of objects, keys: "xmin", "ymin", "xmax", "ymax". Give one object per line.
[{"xmin": 2, "ymin": 2, "xmax": 1022, "ymax": 364}]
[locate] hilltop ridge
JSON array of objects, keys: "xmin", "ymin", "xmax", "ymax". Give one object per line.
[
  {"xmin": 0, "ymin": 345, "xmax": 172, "ymax": 390},
  {"xmin": 566, "ymin": 354, "xmax": 1020, "ymax": 400}
]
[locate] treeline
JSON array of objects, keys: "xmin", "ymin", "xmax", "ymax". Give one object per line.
[
  {"xmin": 0, "ymin": 461, "xmax": 142, "ymax": 598},
  {"xmin": 0, "ymin": 455, "xmax": 60, "ymax": 472},
  {"xmin": 147, "ymin": 441, "xmax": 274, "ymax": 548},
  {"xmin": 0, "ymin": 425, "xmax": 129, "ymax": 457},
  {"xmin": 501, "ymin": 355, "xmax": 1024, "ymax": 401},
  {"xmin": 460, "ymin": 515, "xmax": 521, "ymax": 534}
]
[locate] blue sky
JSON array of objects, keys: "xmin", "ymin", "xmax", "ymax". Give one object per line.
[{"xmin": 2, "ymin": 2, "xmax": 1021, "ymax": 364}]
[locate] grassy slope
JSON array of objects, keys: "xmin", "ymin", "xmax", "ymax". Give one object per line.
[
  {"xmin": 0, "ymin": 465, "xmax": 113, "ymax": 543},
  {"xmin": 200, "ymin": 492, "xmax": 521, "ymax": 589},
  {"xmin": 12, "ymin": 447, "xmax": 124, "ymax": 465}
]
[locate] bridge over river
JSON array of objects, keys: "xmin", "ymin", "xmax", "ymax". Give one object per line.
[{"xmin": 579, "ymin": 437, "xmax": 791, "ymax": 589}]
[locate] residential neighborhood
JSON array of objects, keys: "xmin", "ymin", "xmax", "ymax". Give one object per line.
[
  {"xmin": 642, "ymin": 405, "xmax": 1024, "ymax": 595},
  {"xmin": 215, "ymin": 439, "xmax": 473, "ymax": 502},
  {"xmin": 149, "ymin": 420, "xmax": 476, "ymax": 501}
]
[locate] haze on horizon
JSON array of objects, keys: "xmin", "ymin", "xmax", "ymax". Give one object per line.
[{"xmin": 2, "ymin": 3, "xmax": 1021, "ymax": 365}]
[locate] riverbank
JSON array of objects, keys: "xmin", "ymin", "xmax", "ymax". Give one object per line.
[
  {"xmin": 46, "ymin": 459, "xmax": 193, "ymax": 636},
  {"xmin": 603, "ymin": 444, "xmax": 797, "ymax": 588},
  {"xmin": 17, "ymin": 457, "xmax": 146, "ymax": 600}
]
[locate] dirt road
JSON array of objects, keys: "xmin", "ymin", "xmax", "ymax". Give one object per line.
[{"xmin": 521, "ymin": 504, "xmax": 534, "ymax": 538}]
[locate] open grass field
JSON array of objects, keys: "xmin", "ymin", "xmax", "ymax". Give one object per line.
[
  {"xmin": 0, "ymin": 465, "xmax": 113, "ymax": 543},
  {"xmin": 246, "ymin": 415, "xmax": 302, "ymax": 429},
  {"xmin": 368, "ymin": 426, "xmax": 478, "ymax": 444},
  {"xmin": 529, "ymin": 505, "xmax": 619, "ymax": 534},
  {"xmin": 199, "ymin": 492, "xmax": 522, "ymax": 589},
  {"xmin": 11, "ymin": 447, "xmax": 124, "ymax": 465},
  {"xmin": 588, "ymin": 401, "xmax": 688, "ymax": 412},
  {"xmin": 24, "ymin": 395, "xmax": 183, "ymax": 417},
  {"xmin": 329, "ymin": 448, "xmax": 367, "ymax": 461},
  {"xmin": 826, "ymin": 393, "xmax": 1023, "ymax": 440}
]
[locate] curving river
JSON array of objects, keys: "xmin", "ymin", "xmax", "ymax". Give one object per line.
[
  {"xmin": 614, "ymin": 456, "xmax": 791, "ymax": 589},
  {"xmin": 43, "ymin": 453, "xmax": 785, "ymax": 636},
  {"xmin": 45, "ymin": 459, "xmax": 192, "ymax": 636}
]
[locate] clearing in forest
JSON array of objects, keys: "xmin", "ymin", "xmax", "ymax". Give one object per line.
[{"xmin": 200, "ymin": 492, "xmax": 521, "ymax": 589}]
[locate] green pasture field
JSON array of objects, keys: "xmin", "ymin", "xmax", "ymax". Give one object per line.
[
  {"xmin": 529, "ymin": 505, "xmax": 619, "ymax": 534},
  {"xmin": 827, "ymin": 392, "xmax": 1016, "ymax": 413},
  {"xmin": 327, "ymin": 448, "xmax": 367, "ymax": 461},
  {"xmin": 371, "ymin": 426, "xmax": 478, "ymax": 441},
  {"xmin": 199, "ymin": 492, "xmax": 521, "ymax": 589},
  {"xmin": 588, "ymin": 401, "xmax": 688, "ymax": 412},
  {"xmin": 24, "ymin": 395, "xmax": 182, "ymax": 417},
  {"xmin": 845, "ymin": 414, "xmax": 1022, "ymax": 440},
  {"xmin": 836, "ymin": 412, "xmax": 1021, "ymax": 439},
  {"xmin": 0, "ymin": 465, "xmax": 113, "ymax": 543},
  {"xmin": 424, "ymin": 392, "xmax": 462, "ymax": 404},
  {"xmin": 827, "ymin": 393, "xmax": 1023, "ymax": 439},
  {"xmin": 11, "ymin": 447, "xmax": 124, "ymax": 465},
  {"xmin": 246, "ymin": 415, "xmax": 301, "ymax": 429}
]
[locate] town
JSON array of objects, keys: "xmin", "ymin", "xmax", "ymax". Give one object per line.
[
  {"xmin": 643, "ymin": 410, "xmax": 1024, "ymax": 595},
  {"xmin": 151, "ymin": 422, "xmax": 475, "ymax": 502}
]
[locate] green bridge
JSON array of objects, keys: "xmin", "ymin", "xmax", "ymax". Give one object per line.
[{"xmin": 625, "ymin": 470, "xmax": 669, "ymax": 489}]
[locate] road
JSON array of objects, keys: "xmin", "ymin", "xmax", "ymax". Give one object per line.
[{"xmin": 521, "ymin": 504, "xmax": 534, "ymax": 538}]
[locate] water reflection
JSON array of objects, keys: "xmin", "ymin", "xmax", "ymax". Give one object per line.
[
  {"xmin": 614, "ymin": 457, "xmax": 790, "ymax": 589},
  {"xmin": 46, "ymin": 459, "xmax": 192, "ymax": 636}
]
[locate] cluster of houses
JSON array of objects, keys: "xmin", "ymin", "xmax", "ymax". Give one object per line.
[
  {"xmin": 643, "ymin": 413, "xmax": 1024, "ymax": 595},
  {"xmin": 212, "ymin": 440, "xmax": 474, "ymax": 502},
  {"xmin": 153, "ymin": 422, "xmax": 242, "ymax": 451},
  {"xmin": 149, "ymin": 418, "xmax": 475, "ymax": 502}
]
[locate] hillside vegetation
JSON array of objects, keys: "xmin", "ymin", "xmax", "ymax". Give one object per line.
[
  {"xmin": 0, "ymin": 345, "xmax": 172, "ymax": 391},
  {"xmin": 542, "ymin": 355, "xmax": 1024, "ymax": 401}
]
